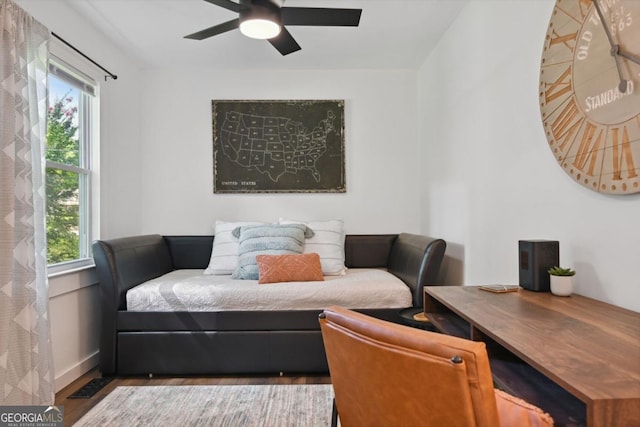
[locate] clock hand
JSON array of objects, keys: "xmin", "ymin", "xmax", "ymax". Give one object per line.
[
  {"xmin": 617, "ymin": 47, "xmax": 640, "ymax": 66},
  {"xmin": 591, "ymin": 0, "xmax": 628, "ymax": 93}
]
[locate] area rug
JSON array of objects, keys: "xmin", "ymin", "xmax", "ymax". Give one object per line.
[{"xmin": 73, "ymin": 384, "xmax": 334, "ymax": 426}]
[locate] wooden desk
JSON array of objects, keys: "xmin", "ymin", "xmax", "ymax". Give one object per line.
[{"xmin": 424, "ymin": 286, "xmax": 640, "ymax": 427}]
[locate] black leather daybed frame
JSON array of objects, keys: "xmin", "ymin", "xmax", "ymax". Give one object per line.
[{"xmin": 92, "ymin": 233, "xmax": 446, "ymax": 376}]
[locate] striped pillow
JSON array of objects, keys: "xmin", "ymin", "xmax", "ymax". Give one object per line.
[
  {"xmin": 279, "ymin": 219, "xmax": 346, "ymax": 275},
  {"xmin": 231, "ymin": 224, "xmax": 314, "ymax": 280},
  {"xmin": 204, "ymin": 221, "xmax": 266, "ymax": 275}
]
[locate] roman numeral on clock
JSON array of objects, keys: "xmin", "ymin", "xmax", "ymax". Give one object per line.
[
  {"xmin": 543, "ymin": 66, "xmax": 572, "ymax": 104},
  {"xmin": 572, "ymin": 122, "xmax": 604, "ymax": 176},
  {"xmin": 610, "ymin": 125, "xmax": 638, "ymax": 181},
  {"xmin": 549, "ymin": 29, "xmax": 577, "ymax": 51},
  {"xmin": 549, "ymin": 98, "xmax": 584, "ymax": 153}
]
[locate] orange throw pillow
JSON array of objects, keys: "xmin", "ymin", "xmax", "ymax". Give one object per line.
[{"xmin": 256, "ymin": 253, "xmax": 325, "ymax": 284}]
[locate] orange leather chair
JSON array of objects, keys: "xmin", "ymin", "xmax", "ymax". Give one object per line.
[{"xmin": 319, "ymin": 306, "xmax": 554, "ymax": 427}]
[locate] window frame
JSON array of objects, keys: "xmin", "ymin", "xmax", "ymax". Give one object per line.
[{"xmin": 46, "ymin": 52, "xmax": 100, "ymax": 277}]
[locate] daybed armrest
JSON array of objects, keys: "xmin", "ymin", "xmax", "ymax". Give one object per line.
[
  {"xmin": 387, "ymin": 233, "xmax": 446, "ymax": 307},
  {"xmin": 92, "ymin": 234, "xmax": 173, "ymax": 310},
  {"xmin": 92, "ymin": 234, "xmax": 173, "ymax": 375}
]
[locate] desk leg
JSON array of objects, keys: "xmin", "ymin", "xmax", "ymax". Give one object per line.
[
  {"xmin": 423, "ymin": 291, "xmax": 472, "ymax": 339},
  {"xmin": 423, "ymin": 292, "xmax": 448, "ymax": 314},
  {"xmin": 470, "ymin": 325, "xmax": 482, "ymax": 342}
]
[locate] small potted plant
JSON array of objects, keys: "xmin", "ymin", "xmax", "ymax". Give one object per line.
[{"xmin": 547, "ymin": 266, "xmax": 575, "ymax": 296}]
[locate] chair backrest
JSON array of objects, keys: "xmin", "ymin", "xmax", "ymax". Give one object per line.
[{"xmin": 319, "ymin": 306, "xmax": 501, "ymax": 427}]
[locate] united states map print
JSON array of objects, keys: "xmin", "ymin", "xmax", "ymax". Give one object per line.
[{"xmin": 213, "ymin": 100, "xmax": 345, "ymax": 193}]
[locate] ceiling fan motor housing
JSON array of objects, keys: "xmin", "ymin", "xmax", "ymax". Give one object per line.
[{"xmin": 239, "ymin": 0, "xmax": 282, "ymax": 27}]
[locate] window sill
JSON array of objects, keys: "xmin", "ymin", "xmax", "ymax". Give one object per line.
[{"xmin": 47, "ymin": 259, "xmax": 95, "ymax": 279}]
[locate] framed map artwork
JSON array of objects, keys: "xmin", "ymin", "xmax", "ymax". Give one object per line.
[{"xmin": 212, "ymin": 100, "xmax": 345, "ymax": 193}]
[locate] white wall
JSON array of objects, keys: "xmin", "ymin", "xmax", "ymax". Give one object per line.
[
  {"xmin": 16, "ymin": 0, "xmax": 143, "ymax": 391},
  {"xmin": 138, "ymin": 68, "xmax": 422, "ymax": 235},
  {"xmin": 48, "ymin": 270, "xmax": 100, "ymax": 391},
  {"xmin": 419, "ymin": 0, "xmax": 640, "ymax": 312},
  {"xmin": 18, "ymin": 0, "xmax": 424, "ymax": 392},
  {"xmin": 15, "ymin": 0, "xmax": 639, "ymax": 395}
]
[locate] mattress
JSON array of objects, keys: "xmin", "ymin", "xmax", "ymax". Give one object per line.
[{"xmin": 126, "ymin": 268, "xmax": 412, "ymax": 311}]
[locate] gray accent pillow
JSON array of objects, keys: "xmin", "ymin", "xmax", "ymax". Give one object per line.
[{"xmin": 231, "ymin": 224, "xmax": 314, "ymax": 280}]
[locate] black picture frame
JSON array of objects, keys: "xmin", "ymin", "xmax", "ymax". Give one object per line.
[{"xmin": 212, "ymin": 99, "xmax": 345, "ymax": 193}]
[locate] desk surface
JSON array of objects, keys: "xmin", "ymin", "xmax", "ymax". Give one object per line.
[{"xmin": 424, "ymin": 286, "xmax": 640, "ymax": 426}]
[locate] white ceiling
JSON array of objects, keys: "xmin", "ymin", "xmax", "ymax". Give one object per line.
[{"xmin": 61, "ymin": 0, "xmax": 468, "ymax": 70}]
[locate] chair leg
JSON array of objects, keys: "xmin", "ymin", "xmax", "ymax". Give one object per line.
[{"xmin": 331, "ymin": 397, "xmax": 338, "ymax": 427}]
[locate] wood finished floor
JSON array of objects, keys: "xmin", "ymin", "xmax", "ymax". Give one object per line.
[{"xmin": 55, "ymin": 369, "xmax": 331, "ymax": 426}]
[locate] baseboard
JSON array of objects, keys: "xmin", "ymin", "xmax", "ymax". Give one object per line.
[{"xmin": 55, "ymin": 351, "xmax": 100, "ymax": 393}]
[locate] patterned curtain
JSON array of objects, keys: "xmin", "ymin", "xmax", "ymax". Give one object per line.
[{"xmin": 0, "ymin": 0, "xmax": 54, "ymax": 405}]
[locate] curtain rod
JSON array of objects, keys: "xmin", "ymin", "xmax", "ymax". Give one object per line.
[{"xmin": 52, "ymin": 32, "xmax": 118, "ymax": 81}]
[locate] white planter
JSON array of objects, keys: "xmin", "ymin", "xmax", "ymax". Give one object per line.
[{"xmin": 550, "ymin": 275, "xmax": 574, "ymax": 296}]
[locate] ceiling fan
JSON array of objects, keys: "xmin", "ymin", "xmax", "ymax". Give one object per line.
[{"xmin": 184, "ymin": 0, "xmax": 362, "ymax": 56}]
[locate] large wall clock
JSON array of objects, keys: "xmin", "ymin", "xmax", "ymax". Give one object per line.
[{"xmin": 539, "ymin": 0, "xmax": 640, "ymax": 194}]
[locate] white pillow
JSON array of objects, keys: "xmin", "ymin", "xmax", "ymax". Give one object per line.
[
  {"xmin": 279, "ymin": 218, "xmax": 347, "ymax": 275},
  {"xmin": 204, "ymin": 221, "xmax": 266, "ymax": 275}
]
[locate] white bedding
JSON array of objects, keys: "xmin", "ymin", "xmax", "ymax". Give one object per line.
[{"xmin": 126, "ymin": 268, "xmax": 412, "ymax": 311}]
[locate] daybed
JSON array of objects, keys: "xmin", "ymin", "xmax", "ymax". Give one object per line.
[{"xmin": 92, "ymin": 232, "xmax": 446, "ymax": 376}]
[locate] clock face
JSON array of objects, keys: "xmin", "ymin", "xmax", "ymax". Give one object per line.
[{"xmin": 540, "ymin": 0, "xmax": 640, "ymax": 194}]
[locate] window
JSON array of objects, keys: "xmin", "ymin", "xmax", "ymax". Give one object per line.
[{"xmin": 46, "ymin": 59, "xmax": 98, "ymax": 274}]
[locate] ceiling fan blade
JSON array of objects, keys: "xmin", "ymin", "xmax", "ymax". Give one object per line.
[
  {"xmin": 268, "ymin": 27, "xmax": 301, "ymax": 56},
  {"xmin": 202, "ymin": 0, "xmax": 242, "ymax": 13},
  {"xmin": 281, "ymin": 7, "xmax": 362, "ymax": 26},
  {"xmin": 184, "ymin": 18, "xmax": 240, "ymax": 40}
]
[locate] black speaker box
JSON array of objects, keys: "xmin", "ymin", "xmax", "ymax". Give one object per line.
[{"xmin": 518, "ymin": 240, "xmax": 559, "ymax": 292}]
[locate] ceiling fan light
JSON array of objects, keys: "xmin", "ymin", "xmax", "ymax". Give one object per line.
[{"xmin": 240, "ymin": 18, "xmax": 281, "ymax": 39}]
